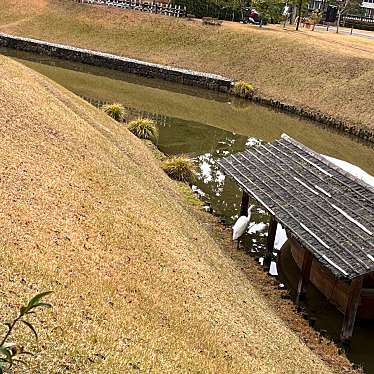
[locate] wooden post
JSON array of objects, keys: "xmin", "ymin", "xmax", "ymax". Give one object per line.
[
  {"xmin": 340, "ymin": 276, "xmax": 363, "ymax": 343},
  {"xmin": 296, "ymin": 250, "xmax": 313, "ymax": 304},
  {"xmin": 239, "ymin": 191, "xmax": 249, "ymax": 217},
  {"xmin": 263, "ymin": 216, "xmax": 277, "ymax": 269}
]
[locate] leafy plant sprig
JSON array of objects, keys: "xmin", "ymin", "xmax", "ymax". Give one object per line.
[{"xmin": 0, "ymin": 291, "xmax": 53, "ymax": 373}]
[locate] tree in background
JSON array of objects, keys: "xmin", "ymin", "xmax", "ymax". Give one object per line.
[
  {"xmin": 173, "ymin": 0, "xmax": 216, "ymax": 18},
  {"xmin": 290, "ymin": 0, "xmax": 309, "ymax": 30},
  {"xmin": 332, "ymin": 0, "xmax": 362, "ymax": 33},
  {"xmin": 230, "ymin": 0, "xmax": 249, "ymax": 20},
  {"xmin": 252, "ymin": 0, "xmax": 284, "ymax": 25},
  {"xmin": 310, "ymin": 9, "xmax": 322, "ymax": 30}
]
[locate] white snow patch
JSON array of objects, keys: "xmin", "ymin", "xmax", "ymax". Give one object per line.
[
  {"xmin": 322, "ymin": 155, "xmax": 374, "ymax": 187},
  {"xmin": 269, "ymin": 261, "xmax": 278, "ymax": 276},
  {"xmin": 248, "ymin": 222, "xmax": 267, "ymax": 234},
  {"xmin": 274, "ymin": 223, "xmax": 288, "ymax": 250},
  {"xmin": 245, "ymin": 137, "xmax": 262, "ymax": 147}
]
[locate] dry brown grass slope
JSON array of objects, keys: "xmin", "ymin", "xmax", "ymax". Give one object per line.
[
  {"xmin": 0, "ymin": 56, "xmax": 336, "ymax": 373},
  {"xmin": 0, "ymin": 0, "xmax": 46, "ymax": 27},
  {"xmin": 0, "ymin": 0, "xmax": 374, "ymax": 132}
]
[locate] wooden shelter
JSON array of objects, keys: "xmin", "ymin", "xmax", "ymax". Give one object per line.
[{"xmin": 217, "ymin": 134, "xmax": 374, "ymax": 342}]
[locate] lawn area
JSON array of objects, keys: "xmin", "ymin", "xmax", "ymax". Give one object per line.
[
  {"xmin": 0, "ymin": 53, "xmax": 349, "ymax": 373},
  {"xmin": 0, "ymin": 0, "xmax": 374, "ymax": 133},
  {"xmin": 0, "ymin": 0, "xmax": 47, "ymax": 26}
]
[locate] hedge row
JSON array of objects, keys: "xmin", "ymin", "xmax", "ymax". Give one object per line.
[{"xmin": 173, "ymin": 0, "xmax": 247, "ymax": 20}]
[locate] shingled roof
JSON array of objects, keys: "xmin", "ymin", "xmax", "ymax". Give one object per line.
[{"xmin": 217, "ymin": 134, "xmax": 374, "ymax": 280}]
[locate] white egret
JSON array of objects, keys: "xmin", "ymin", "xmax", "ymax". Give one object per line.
[{"xmin": 232, "ymin": 205, "xmax": 255, "ymax": 248}]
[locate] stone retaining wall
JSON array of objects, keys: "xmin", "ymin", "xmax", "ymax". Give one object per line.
[
  {"xmin": 1, "ymin": 32, "xmax": 373, "ymax": 143},
  {"xmin": 0, "ymin": 33, "xmax": 233, "ymax": 92},
  {"xmin": 252, "ymin": 95, "xmax": 374, "ymax": 143}
]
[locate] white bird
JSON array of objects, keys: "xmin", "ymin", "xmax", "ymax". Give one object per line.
[{"xmin": 232, "ymin": 205, "xmax": 255, "ymax": 248}]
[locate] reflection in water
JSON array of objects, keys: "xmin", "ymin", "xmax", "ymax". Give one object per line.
[
  {"xmin": 3, "ymin": 47, "xmax": 373, "ymax": 373},
  {"xmin": 248, "ymin": 222, "xmax": 267, "ymax": 234},
  {"xmin": 3, "ymin": 47, "xmax": 373, "ymax": 173},
  {"xmin": 156, "ymin": 115, "xmax": 287, "ymax": 285},
  {"xmin": 155, "ymin": 116, "xmax": 259, "ymax": 223}
]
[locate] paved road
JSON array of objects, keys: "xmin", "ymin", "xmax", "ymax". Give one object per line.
[{"xmin": 314, "ymin": 25, "xmax": 374, "ymax": 40}]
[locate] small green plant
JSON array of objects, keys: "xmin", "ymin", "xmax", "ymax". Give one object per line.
[
  {"xmin": 102, "ymin": 103, "xmax": 127, "ymax": 122},
  {"xmin": 128, "ymin": 118, "xmax": 159, "ymax": 143},
  {"xmin": 0, "ymin": 291, "xmax": 52, "ymax": 373},
  {"xmin": 231, "ymin": 81, "xmax": 254, "ymax": 99},
  {"xmin": 162, "ymin": 155, "xmax": 196, "ymax": 183}
]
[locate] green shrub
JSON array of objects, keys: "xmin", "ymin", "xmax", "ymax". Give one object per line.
[
  {"xmin": 128, "ymin": 118, "xmax": 159, "ymax": 143},
  {"xmin": 231, "ymin": 81, "xmax": 254, "ymax": 99},
  {"xmin": 162, "ymin": 155, "xmax": 196, "ymax": 183},
  {"xmin": 174, "ymin": 0, "xmax": 242, "ymax": 20},
  {"xmin": 102, "ymin": 103, "xmax": 127, "ymax": 122}
]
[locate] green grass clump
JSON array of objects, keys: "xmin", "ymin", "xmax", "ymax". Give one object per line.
[
  {"xmin": 162, "ymin": 155, "xmax": 196, "ymax": 183},
  {"xmin": 128, "ymin": 118, "xmax": 159, "ymax": 143},
  {"xmin": 102, "ymin": 103, "xmax": 127, "ymax": 122},
  {"xmin": 177, "ymin": 182, "xmax": 203, "ymax": 206},
  {"xmin": 231, "ymin": 81, "xmax": 254, "ymax": 99}
]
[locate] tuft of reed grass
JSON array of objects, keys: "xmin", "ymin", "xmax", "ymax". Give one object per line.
[
  {"xmin": 162, "ymin": 155, "xmax": 196, "ymax": 183},
  {"xmin": 231, "ymin": 81, "xmax": 254, "ymax": 99},
  {"xmin": 128, "ymin": 118, "xmax": 159, "ymax": 143},
  {"xmin": 102, "ymin": 103, "xmax": 127, "ymax": 122}
]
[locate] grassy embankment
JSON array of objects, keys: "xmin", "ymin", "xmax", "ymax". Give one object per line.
[
  {"xmin": 0, "ymin": 0, "xmax": 374, "ymax": 133},
  {"xmin": 0, "ymin": 53, "xmax": 350, "ymax": 373}
]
